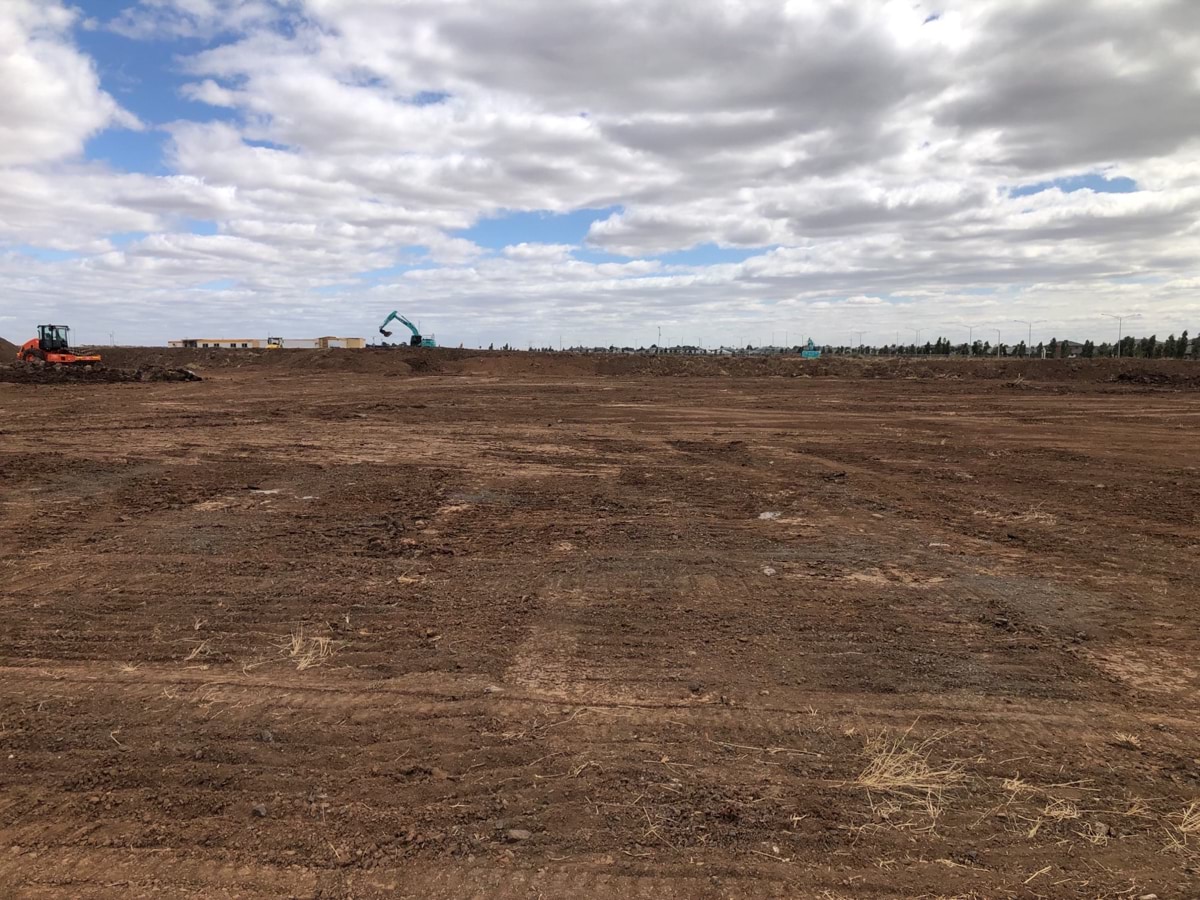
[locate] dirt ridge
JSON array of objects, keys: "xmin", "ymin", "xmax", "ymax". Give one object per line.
[{"xmin": 90, "ymin": 345, "xmax": 1200, "ymax": 386}]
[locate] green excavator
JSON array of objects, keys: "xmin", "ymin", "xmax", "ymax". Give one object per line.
[{"xmin": 379, "ymin": 311, "xmax": 437, "ymax": 347}]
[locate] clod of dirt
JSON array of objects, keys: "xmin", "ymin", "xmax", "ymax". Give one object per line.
[
  {"xmin": 504, "ymin": 828, "xmax": 532, "ymax": 842},
  {"xmin": 259, "ymin": 729, "xmax": 275, "ymax": 743},
  {"xmin": 252, "ymin": 804, "xmax": 268, "ymax": 817}
]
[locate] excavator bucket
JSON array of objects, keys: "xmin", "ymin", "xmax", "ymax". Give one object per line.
[{"xmin": 380, "ymin": 327, "xmax": 393, "ymax": 337}]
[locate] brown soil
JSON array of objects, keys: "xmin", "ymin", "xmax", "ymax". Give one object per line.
[
  {"xmin": 0, "ymin": 363, "xmax": 201, "ymax": 384},
  {"xmin": 1, "ymin": 364, "xmax": 1198, "ymax": 898},
  {"xmin": 89, "ymin": 345, "xmax": 1200, "ymax": 387},
  {"xmin": 0, "ymin": 336, "xmax": 19, "ymax": 358}
]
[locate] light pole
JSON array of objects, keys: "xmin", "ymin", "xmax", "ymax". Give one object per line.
[
  {"xmin": 1012, "ymin": 319, "xmax": 1043, "ymax": 357},
  {"xmin": 1102, "ymin": 313, "xmax": 1141, "ymax": 358},
  {"xmin": 995, "ymin": 329, "xmax": 1002, "ymax": 358},
  {"xmin": 913, "ymin": 328, "xmax": 922, "ymax": 354},
  {"xmin": 951, "ymin": 323, "xmax": 985, "ymax": 356}
]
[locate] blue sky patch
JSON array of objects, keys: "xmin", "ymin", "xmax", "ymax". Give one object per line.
[
  {"xmin": 110, "ymin": 231, "xmax": 150, "ymax": 247},
  {"xmin": 357, "ymin": 255, "xmax": 436, "ymax": 282},
  {"xmin": 10, "ymin": 246, "xmax": 81, "ymax": 262},
  {"xmin": 571, "ymin": 247, "xmax": 634, "ymax": 265},
  {"xmin": 459, "ymin": 206, "xmax": 622, "ymax": 249},
  {"xmin": 183, "ymin": 219, "xmax": 218, "ymax": 236},
  {"xmin": 85, "ymin": 128, "xmax": 170, "ymax": 175},
  {"xmin": 655, "ymin": 244, "xmax": 766, "ymax": 266},
  {"xmin": 74, "ymin": 9, "xmax": 239, "ymax": 174},
  {"xmin": 412, "ymin": 90, "xmax": 451, "ymax": 106},
  {"xmin": 244, "ymin": 138, "xmax": 291, "ymax": 151},
  {"xmin": 1011, "ymin": 173, "xmax": 1138, "ymax": 198}
]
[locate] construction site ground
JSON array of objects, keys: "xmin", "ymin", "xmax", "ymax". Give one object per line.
[{"xmin": 1, "ymin": 353, "xmax": 1198, "ymax": 898}]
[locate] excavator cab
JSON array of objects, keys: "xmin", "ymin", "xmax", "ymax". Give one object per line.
[{"xmin": 38, "ymin": 324, "xmax": 71, "ymax": 353}]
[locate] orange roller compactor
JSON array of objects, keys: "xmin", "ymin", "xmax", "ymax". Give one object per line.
[{"xmin": 17, "ymin": 325, "xmax": 102, "ymax": 365}]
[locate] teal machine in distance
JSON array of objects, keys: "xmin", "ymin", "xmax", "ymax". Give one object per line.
[
  {"xmin": 801, "ymin": 338, "xmax": 821, "ymax": 359},
  {"xmin": 379, "ymin": 312, "xmax": 437, "ymax": 348}
]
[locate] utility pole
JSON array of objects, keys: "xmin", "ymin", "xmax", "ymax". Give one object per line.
[
  {"xmin": 1102, "ymin": 313, "xmax": 1141, "ymax": 358},
  {"xmin": 657, "ymin": 325, "xmax": 661, "ymax": 347},
  {"xmin": 1012, "ymin": 319, "xmax": 1043, "ymax": 357},
  {"xmin": 914, "ymin": 328, "xmax": 922, "ymax": 354},
  {"xmin": 995, "ymin": 329, "xmax": 1002, "ymax": 358}
]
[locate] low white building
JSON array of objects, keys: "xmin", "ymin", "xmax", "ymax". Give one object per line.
[{"xmin": 169, "ymin": 336, "xmax": 365, "ymax": 349}]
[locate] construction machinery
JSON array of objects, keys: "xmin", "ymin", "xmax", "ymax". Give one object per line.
[
  {"xmin": 379, "ymin": 311, "xmax": 436, "ymax": 347},
  {"xmin": 266, "ymin": 336, "xmax": 284, "ymax": 349},
  {"xmin": 17, "ymin": 325, "xmax": 102, "ymax": 365}
]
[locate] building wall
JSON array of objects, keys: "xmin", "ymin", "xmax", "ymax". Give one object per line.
[
  {"xmin": 169, "ymin": 339, "xmax": 263, "ymax": 349},
  {"xmin": 169, "ymin": 337, "xmax": 364, "ymax": 349}
]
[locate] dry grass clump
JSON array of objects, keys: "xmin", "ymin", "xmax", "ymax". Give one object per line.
[
  {"xmin": 1164, "ymin": 801, "xmax": 1200, "ymax": 856},
  {"xmin": 972, "ymin": 505, "xmax": 1057, "ymax": 526},
  {"xmin": 854, "ymin": 726, "xmax": 964, "ymax": 830},
  {"xmin": 1112, "ymin": 731, "xmax": 1142, "ymax": 749},
  {"xmin": 264, "ymin": 626, "xmax": 344, "ymax": 671},
  {"xmin": 1042, "ymin": 797, "xmax": 1081, "ymax": 822}
]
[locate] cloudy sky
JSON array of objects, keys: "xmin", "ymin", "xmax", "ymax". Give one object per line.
[{"xmin": 1, "ymin": 0, "xmax": 1198, "ymax": 348}]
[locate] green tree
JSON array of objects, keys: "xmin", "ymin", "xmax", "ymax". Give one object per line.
[{"xmin": 1177, "ymin": 330, "xmax": 1189, "ymax": 358}]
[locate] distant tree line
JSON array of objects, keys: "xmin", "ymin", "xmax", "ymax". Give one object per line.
[
  {"xmin": 515, "ymin": 331, "xmax": 1199, "ymax": 358},
  {"xmin": 822, "ymin": 330, "xmax": 1196, "ymax": 359}
]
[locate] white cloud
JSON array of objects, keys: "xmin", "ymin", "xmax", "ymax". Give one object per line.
[
  {"xmin": 0, "ymin": 0, "xmax": 1198, "ymax": 347},
  {"xmin": 0, "ymin": 1, "xmax": 138, "ymax": 166},
  {"xmin": 110, "ymin": 0, "xmax": 282, "ymax": 39}
]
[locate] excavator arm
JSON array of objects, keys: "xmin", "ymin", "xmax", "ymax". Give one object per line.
[{"xmin": 378, "ymin": 311, "xmax": 420, "ymax": 339}]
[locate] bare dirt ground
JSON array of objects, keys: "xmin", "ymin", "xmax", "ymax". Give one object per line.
[{"xmin": 1, "ymin": 356, "xmax": 1198, "ymax": 898}]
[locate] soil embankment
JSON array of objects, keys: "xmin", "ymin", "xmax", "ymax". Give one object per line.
[{"xmin": 90, "ymin": 345, "xmax": 1200, "ymax": 387}]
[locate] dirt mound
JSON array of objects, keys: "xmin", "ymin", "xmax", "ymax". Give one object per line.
[
  {"xmin": 0, "ymin": 337, "xmax": 18, "ymax": 359},
  {"xmin": 72, "ymin": 345, "xmax": 1200, "ymax": 387},
  {"xmin": 1112, "ymin": 367, "xmax": 1200, "ymax": 387},
  {"xmin": 0, "ymin": 362, "xmax": 202, "ymax": 384}
]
